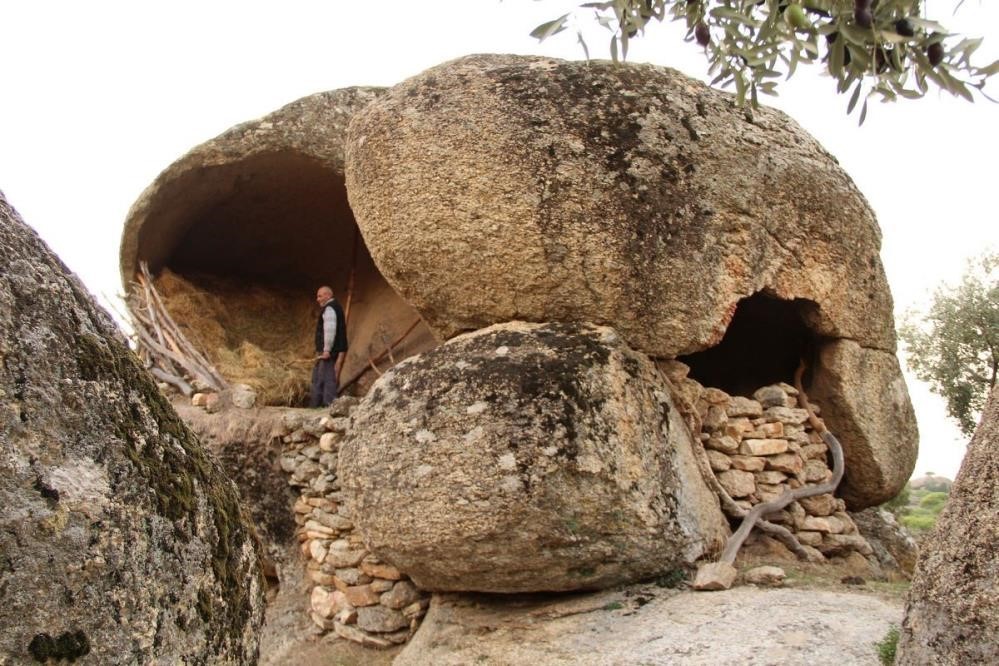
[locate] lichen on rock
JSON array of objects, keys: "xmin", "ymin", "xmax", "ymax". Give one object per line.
[
  {"xmin": 0, "ymin": 191, "xmax": 264, "ymax": 664},
  {"xmin": 340, "ymin": 321, "xmax": 729, "ymax": 593},
  {"xmin": 897, "ymin": 386, "xmax": 999, "ymax": 663},
  {"xmin": 344, "ymin": 53, "xmax": 917, "ymax": 509}
]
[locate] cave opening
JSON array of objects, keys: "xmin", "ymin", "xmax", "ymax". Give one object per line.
[
  {"xmin": 678, "ymin": 292, "xmax": 821, "ymax": 397},
  {"xmin": 128, "ymin": 150, "xmax": 436, "ymax": 405}
]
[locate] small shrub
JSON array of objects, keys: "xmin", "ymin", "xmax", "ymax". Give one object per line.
[
  {"xmin": 882, "ymin": 484, "xmax": 911, "ymax": 517},
  {"xmin": 901, "ymin": 514, "xmax": 937, "ymax": 533},
  {"xmin": 654, "ymin": 568, "xmax": 688, "ymax": 589},
  {"xmin": 875, "ymin": 625, "xmax": 899, "ymax": 665},
  {"xmin": 919, "ymin": 491, "xmax": 948, "ymax": 512},
  {"xmin": 601, "ymin": 601, "xmax": 623, "ymax": 611}
]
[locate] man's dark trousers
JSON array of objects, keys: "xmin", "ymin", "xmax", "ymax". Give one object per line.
[{"xmin": 310, "ymin": 356, "xmax": 338, "ymax": 407}]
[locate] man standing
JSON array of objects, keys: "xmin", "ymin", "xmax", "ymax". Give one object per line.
[{"xmin": 311, "ymin": 285, "xmax": 348, "ymax": 408}]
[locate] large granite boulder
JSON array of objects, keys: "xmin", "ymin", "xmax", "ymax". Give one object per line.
[
  {"xmin": 897, "ymin": 386, "xmax": 999, "ymax": 663},
  {"xmin": 120, "ymin": 86, "xmax": 383, "ymax": 283},
  {"xmin": 344, "ymin": 54, "xmax": 915, "ymax": 509},
  {"xmin": 810, "ymin": 340, "xmax": 918, "ymax": 507},
  {"xmin": 345, "ymin": 54, "xmax": 893, "ymax": 353},
  {"xmin": 0, "ymin": 192, "xmax": 264, "ymax": 664},
  {"xmin": 339, "ymin": 321, "xmax": 728, "ymax": 593}
]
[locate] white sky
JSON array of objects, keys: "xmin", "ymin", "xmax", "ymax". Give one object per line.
[{"xmin": 1, "ymin": 1, "xmax": 996, "ymax": 479}]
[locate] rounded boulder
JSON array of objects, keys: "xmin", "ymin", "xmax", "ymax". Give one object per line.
[
  {"xmin": 345, "ymin": 54, "xmax": 895, "ymax": 355},
  {"xmin": 339, "ymin": 321, "xmax": 728, "ymax": 593},
  {"xmin": 344, "ymin": 53, "xmax": 917, "ymax": 510}
]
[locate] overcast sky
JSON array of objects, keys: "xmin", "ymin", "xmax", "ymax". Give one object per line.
[{"xmin": 1, "ymin": 1, "xmax": 996, "ymax": 478}]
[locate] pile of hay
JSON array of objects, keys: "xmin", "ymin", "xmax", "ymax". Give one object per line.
[{"xmin": 153, "ymin": 269, "xmax": 316, "ymax": 405}]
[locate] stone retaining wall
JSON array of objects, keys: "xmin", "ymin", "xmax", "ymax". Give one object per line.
[
  {"xmin": 183, "ymin": 350, "xmax": 878, "ymax": 651},
  {"xmin": 275, "ymin": 401, "xmax": 430, "ymax": 648},
  {"xmin": 661, "ymin": 360, "xmax": 874, "ymax": 561}
]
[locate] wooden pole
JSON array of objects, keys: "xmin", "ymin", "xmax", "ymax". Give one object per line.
[
  {"xmin": 336, "ymin": 227, "xmax": 361, "ymax": 383},
  {"xmin": 340, "ymin": 318, "xmax": 422, "ymax": 392}
]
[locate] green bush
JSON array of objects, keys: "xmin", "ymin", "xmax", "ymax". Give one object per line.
[
  {"xmin": 901, "ymin": 514, "xmax": 937, "ymax": 532},
  {"xmin": 882, "ymin": 485, "xmax": 911, "ymax": 516},
  {"xmin": 875, "ymin": 625, "xmax": 900, "ymax": 665},
  {"xmin": 919, "ymin": 492, "xmax": 949, "ymax": 512}
]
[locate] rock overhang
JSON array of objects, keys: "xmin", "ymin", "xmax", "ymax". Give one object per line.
[
  {"xmin": 119, "ymin": 88, "xmax": 437, "ymax": 403},
  {"xmin": 119, "ymin": 53, "xmax": 917, "ymax": 507},
  {"xmin": 343, "ymin": 53, "xmax": 917, "ymax": 507}
]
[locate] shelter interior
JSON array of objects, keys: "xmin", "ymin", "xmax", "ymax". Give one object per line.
[{"xmin": 129, "ymin": 150, "xmax": 436, "ymax": 405}]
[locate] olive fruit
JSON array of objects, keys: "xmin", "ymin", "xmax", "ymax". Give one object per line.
[
  {"xmin": 927, "ymin": 41, "xmax": 945, "ymax": 67},
  {"xmin": 854, "ymin": 8, "xmax": 873, "ymax": 29},
  {"xmin": 785, "ymin": 4, "xmax": 811, "ymax": 31},
  {"xmin": 895, "ymin": 18, "xmax": 915, "ymax": 37},
  {"xmin": 695, "ymin": 22, "xmax": 710, "ymax": 47}
]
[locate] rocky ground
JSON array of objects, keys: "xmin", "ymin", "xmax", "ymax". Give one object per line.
[{"xmin": 265, "ymin": 558, "xmax": 905, "ymax": 665}]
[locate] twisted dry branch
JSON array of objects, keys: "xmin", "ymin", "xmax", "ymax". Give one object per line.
[
  {"xmin": 716, "ymin": 359, "xmax": 844, "ymax": 565},
  {"xmin": 661, "ymin": 370, "xmax": 813, "ymax": 560}
]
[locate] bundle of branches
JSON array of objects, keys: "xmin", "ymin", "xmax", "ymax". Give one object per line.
[{"xmin": 127, "ymin": 262, "xmax": 228, "ymax": 396}]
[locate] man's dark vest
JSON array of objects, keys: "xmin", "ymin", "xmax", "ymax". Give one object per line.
[{"xmin": 315, "ymin": 299, "xmax": 348, "ymax": 354}]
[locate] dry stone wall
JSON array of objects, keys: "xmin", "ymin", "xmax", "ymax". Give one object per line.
[
  {"xmin": 660, "ymin": 360, "xmax": 874, "ymax": 562},
  {"xmin": 274, "ymin": 400, "xmax": 430, "ymax": 649}
]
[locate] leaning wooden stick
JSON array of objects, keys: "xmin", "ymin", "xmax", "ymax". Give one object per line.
[
  {"xmin": 128, "ymin": 263, "xmax": 228, "ymax": 393},
  {"xmin": 336, "ymin": 230, "xmax": 360, "ymax": 383},
  {"xmin": 137, "ymin": 263, "xmax": 228, "ymax": 389},
  {"xmin": 340, "ymin": 319, "xmax": 422, "ymax": 392},
  {"xmin": 149, "ymin": 367, "xmax": 194, "ymax": 396}
]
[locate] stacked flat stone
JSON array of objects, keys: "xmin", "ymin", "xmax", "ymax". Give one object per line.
[
  {"xmin": 277, "ymin": 402, "xmax": 429, "ymax": 649},
  {"xmin": 661, "ymin": 361, "xmax": 873, "ymax": 562}
]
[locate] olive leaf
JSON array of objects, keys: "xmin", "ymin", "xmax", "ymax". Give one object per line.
[{"xmin": 528, "ymin": 0, "xmax": 995, "ymax": 119}]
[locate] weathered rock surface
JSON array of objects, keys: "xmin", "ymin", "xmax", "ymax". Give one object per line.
[
  {"xmin": 340, "ymin": 321, "xmax": 728, "ymax": 592},
  {"xmin": 852, "ymin": 508, "xmax": 918, "ymax": 577},
  {"xmin": 118, "ymin": 86, "xmax": 437, "ymax": 400},
  {"xmin": 810, "ymin": 339, "xmax": 918, "ymax": 508},
  {"xmin": 345, "ymin": 54, "xmax": 893, "ymax": 352},
  {"xmin": 120, "ymin": 87, "xmax": 383, "ymax": 282},
  {"xmin": 175, "ymin": 405, "xmax": 294, "ymax": 567},
  {"xmin": 395, "ymin": 586, "xmax": 902, "ymax": 665},
  {"xmin": 0, "ymin": 192, "xmax": 264, "ymax": 663},
  {"xmin": 345, "ymin": 53, "xmax": 915, "ymax": 509},
  {"xmin": 898, "ymin": 386, "xmax": 999, "ymax": 663}
]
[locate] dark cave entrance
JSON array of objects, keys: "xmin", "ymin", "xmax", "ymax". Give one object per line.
[
  {"xmin": 126, "ymin": 150, "xmax": 437, "ymax": 405},
  {"xmin": 678, "ymin": 292, "xmax": 822, "ymax": 397}
]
